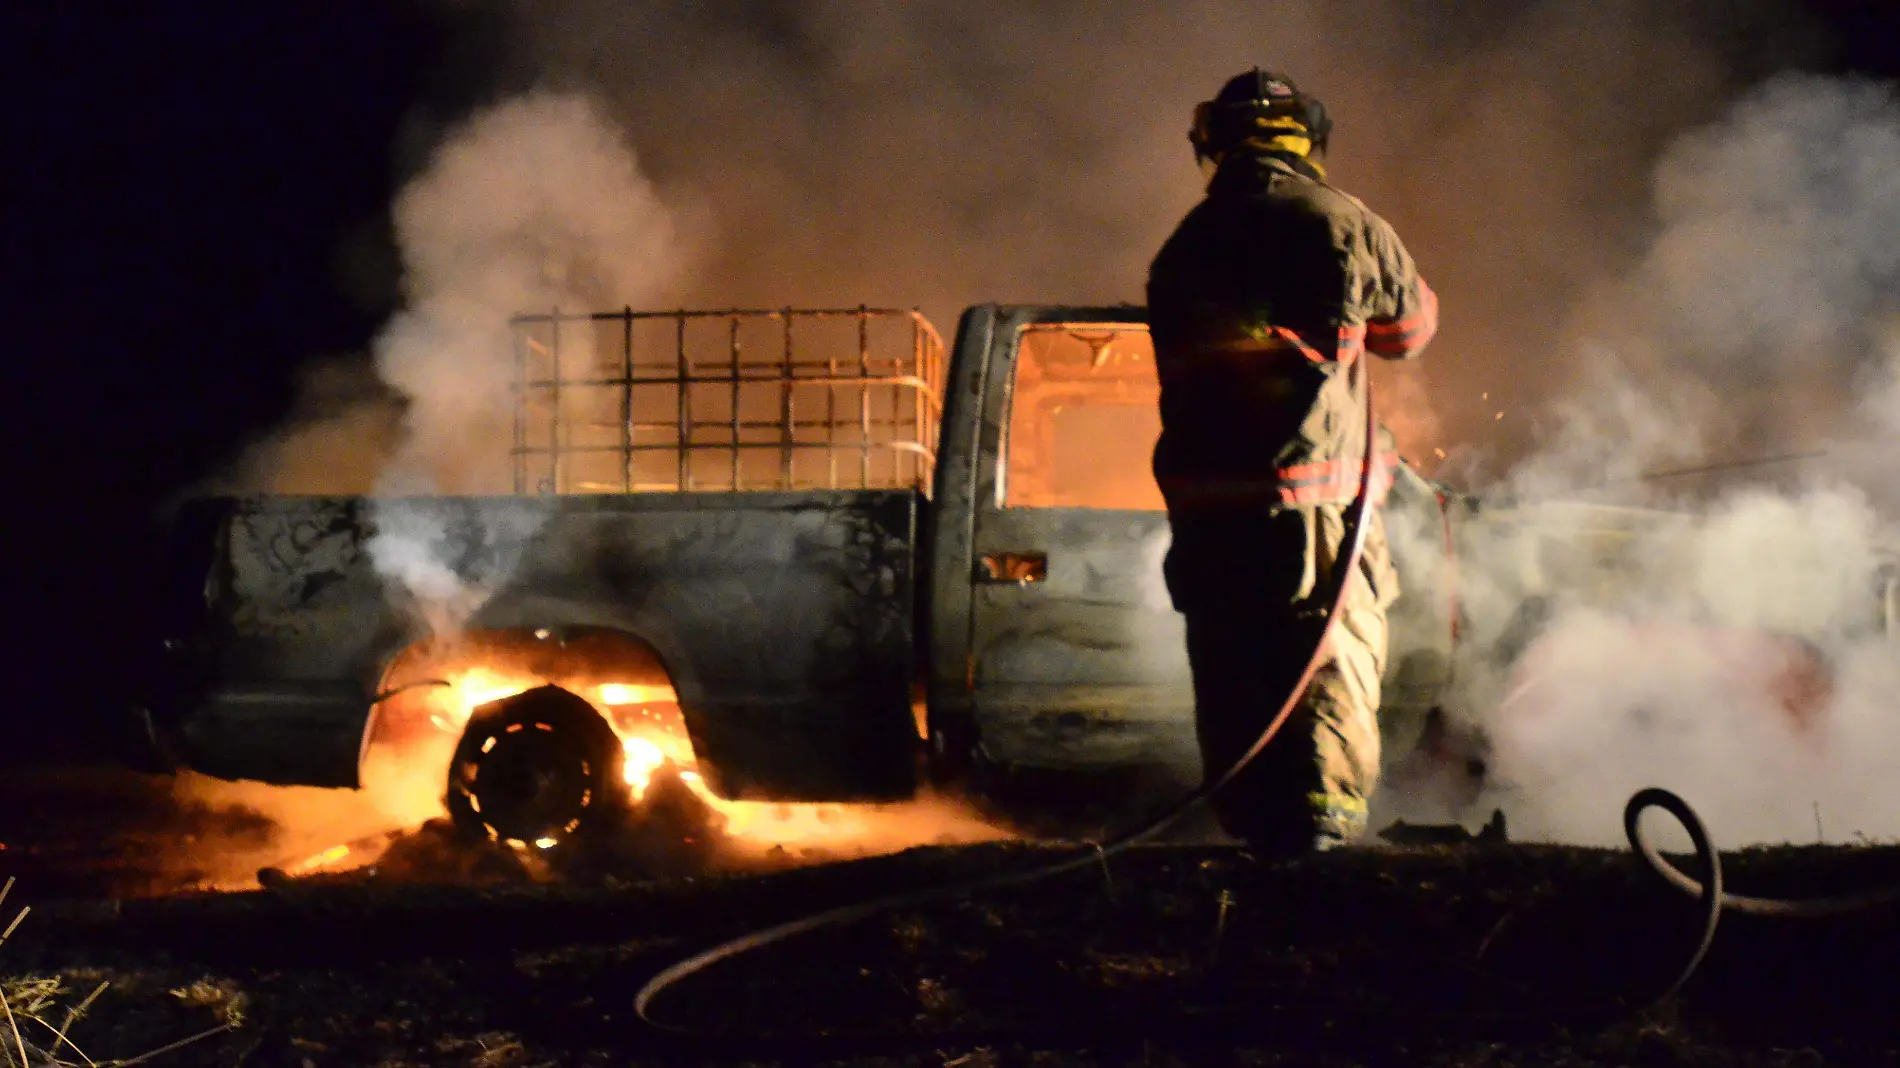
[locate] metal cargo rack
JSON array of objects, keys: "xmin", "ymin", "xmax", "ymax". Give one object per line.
[{"xmin": 509, "ymin": 307, "xmax": 946, "ymax": 496}]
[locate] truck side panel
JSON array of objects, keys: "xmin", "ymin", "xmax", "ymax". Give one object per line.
[
  {"xmin": 166, "ymin": 491, "xmax": 921, "ymax": 800},
  {"xmin": 969, "ymin": 506, "xmax": 1194, "ymax": 769}
]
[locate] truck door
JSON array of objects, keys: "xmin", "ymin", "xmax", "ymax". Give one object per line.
[{"xmin": 963, "ymin": 311, "xmax": 1196, "ymax": 772}]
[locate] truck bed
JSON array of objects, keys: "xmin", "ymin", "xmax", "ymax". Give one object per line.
[{"xmin": 158, "ymin": 490, "xmax": 924, "ymax": 800}]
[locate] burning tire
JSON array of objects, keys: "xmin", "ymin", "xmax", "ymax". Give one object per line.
[{"xmin": 445, "ymin": 685, "xmax": 631, "ymax": 848}]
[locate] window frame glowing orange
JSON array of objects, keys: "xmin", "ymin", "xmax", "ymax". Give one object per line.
[{"xmin": 998, "ymin": 323, "xmax": 1165, "ymax": 511}]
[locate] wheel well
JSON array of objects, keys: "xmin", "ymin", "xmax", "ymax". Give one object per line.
[
  {"xmin": 378, "ymin": 627, "xmax": 672, "ymax": 689},
  {"xmin": 369, "ymin": 626, "xmax": 694, "ymax": 762}
]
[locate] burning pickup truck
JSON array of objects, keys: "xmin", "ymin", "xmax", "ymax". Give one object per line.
[{"xmin": 135, "ymin": 305, "xmax": 1900, "ymax": 849}]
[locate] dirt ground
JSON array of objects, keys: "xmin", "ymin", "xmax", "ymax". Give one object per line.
[{"xmin": 2, "ymin": 766, "xmax": 1898, "ymax": 1067}]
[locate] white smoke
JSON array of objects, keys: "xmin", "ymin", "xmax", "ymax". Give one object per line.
[
  {"xmin": 1644, "ymin": 76, "xmax": 1900, "ymax": 369},
  {"xmin": 1459, "ymin": 486, "xmax": 1899, "ymax": 846},
  {"xmin": 362, "ymin": 497, "xmax": 553, "ymax": 638},
  {"xmin": 361, "ymin": 90, "xmax": 691, "ymax": 633},
  {"xmin": 1411, "ymin": 74, "xmax": 1900, "ymax": 848}
]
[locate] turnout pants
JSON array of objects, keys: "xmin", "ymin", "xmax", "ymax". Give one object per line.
[{"xmin": 1168, "ymin": 503, "xmax": 1396, "ymax": 852}]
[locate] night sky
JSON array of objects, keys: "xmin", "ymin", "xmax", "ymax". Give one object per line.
[
  {"xmin": 12, "ymin": 2, "xmax": 456, "ymax": 761},
  {"xmin": 8, "ymin": 2, "xmax": 1900, "ymax": 765}
]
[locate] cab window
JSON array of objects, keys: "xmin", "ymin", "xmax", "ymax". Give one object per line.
[{"xmin": 1001, "ymin": 324, "xmax": 1163, "ymax": 510}]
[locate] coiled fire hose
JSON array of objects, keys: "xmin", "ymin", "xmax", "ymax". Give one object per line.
[
  {"xmin": 635, "ymin": 363, "xmax": 1386, "ymax": 1035},
  {"xmin": 1622, "ymin": 787, "xmax": 1900, "ymax": 1006}
]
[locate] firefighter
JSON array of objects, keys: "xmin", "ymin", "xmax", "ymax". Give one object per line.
[{"xmin": 1148, "ymin": 69, "xmax": 1437, "ymax": 856}]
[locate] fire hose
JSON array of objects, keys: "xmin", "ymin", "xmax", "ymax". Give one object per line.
[
  {"xmin": 1622, "ymin": 787, "xmax": 1900, "ymax": 1006},
  {"xmin": 635, "ymin": 361, "xmax": 1386, "ymax": 1035}
]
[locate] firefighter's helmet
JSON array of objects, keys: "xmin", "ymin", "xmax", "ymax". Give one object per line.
[{"xmin": 1189, "ymin": 68, "xmax": 1332, "ymax": 164}]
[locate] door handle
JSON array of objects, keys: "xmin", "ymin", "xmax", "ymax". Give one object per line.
[{"xmin": 978, "ymin": 551, "xmax": 1047, "ymax": 585}]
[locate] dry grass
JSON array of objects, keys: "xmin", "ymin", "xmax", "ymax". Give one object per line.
[{"xmin": 0, "ymin": 878, "xmax": 236, "ymax": 1068}]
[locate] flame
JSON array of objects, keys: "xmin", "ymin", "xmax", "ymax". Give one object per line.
[
  {"xmin": 291, "ymin": 843, "xmax": 352, "ymax": 874},
  {"xmin": 432, "ymin": 668, "xmax": 542, "ymax": 731},
  {"xmin": 701, "ymin": 791, "xmax": 870, "ymax": 845},
  {"xmin": 621, "ymin": 735, "xmax": 668, "ymax": 798},
  {"xmin": 404, "ymin": 667, "xmax": 991, "ymax": 855},
  {"xmin": 596, "ymin": 678, "xmax": 884, "ymax": 844},
  {"xmin": 598, "ymin": 682, "xmax": 674, "ymax": 705}
]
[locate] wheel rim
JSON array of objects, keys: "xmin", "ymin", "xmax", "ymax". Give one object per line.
[{"xmin": 451, "ymin": 713, "xmax": 601, "ymax": 846}]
